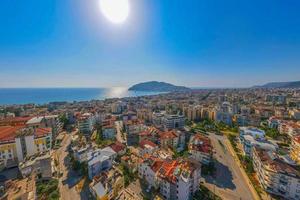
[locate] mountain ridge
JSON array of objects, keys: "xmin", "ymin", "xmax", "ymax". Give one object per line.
[{"xmin": 253, "ymin": 81, "xmax": 300, "ymax": 88}]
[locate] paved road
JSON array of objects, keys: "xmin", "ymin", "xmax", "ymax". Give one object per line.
[
  {"xmin": 56, "ymin": 131, "xmax": 82, "ymax": 200},
  {"xmin": 202, "ymin": 133, "xmax": 258, "ymax": 200},
  {"xmin": 115, "ymin": 120, "xmax": 126, "ymax": 144}
]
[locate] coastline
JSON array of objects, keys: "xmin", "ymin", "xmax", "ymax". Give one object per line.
[{"xmin": 0, "ymin": 88, "xmax": 165, "ymax": 105}]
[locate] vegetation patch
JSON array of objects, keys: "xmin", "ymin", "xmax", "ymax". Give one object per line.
[
  {"xmin": 119, "ymin": 163, "xmax": 137, "ymax": 187},
  {"xmin": 36, "ymin": 179, "xmax": 60, "ymax": 200},
  {"xmin": 201, "ymin": 161, "xmax": 216, "ymax": 176},
  {"xmin": 193, "ymin": 184, "xmax": 222, "ymax": 200}
]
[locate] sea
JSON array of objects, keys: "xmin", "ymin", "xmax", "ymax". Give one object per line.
[{"xmin": 0, "ymin": 88, "xmax": 164, "ymax": 105}]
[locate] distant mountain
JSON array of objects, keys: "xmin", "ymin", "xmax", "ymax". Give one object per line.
[
  {"xmin": 253, "ymin": 81, "xmax": 300, "ymax": 88},
  {"xmin": 128, "ymin": 81, "xmax": 191, "ymax": 92}
]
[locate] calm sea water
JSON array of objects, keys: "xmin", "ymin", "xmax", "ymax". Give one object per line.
[{"xmin": 0, "ymin": 88, "xmax": 163, "ymax": 105}]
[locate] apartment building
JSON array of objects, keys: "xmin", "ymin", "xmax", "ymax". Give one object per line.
[
  {"xmin": 89, "ymin": 167, "xmax": 124, "ymax": 200},
  {"xmin": 152, "ymin": 111, "xmax": 166, "ymax": 128},
  {"xmin": 26, "ymin": 115, "xmax": 63, "ymax": 138},
  {"xmin": 240, "ymin": 134, "xmax": 278, "ymax": 157},
  {"xmin": 102, "ymin": 125, "xmax": 116, "ymax": 139},
  {"xmin": 265, "ymin": 94, "xmax": 287, "ymax": 104},
  {"xmin": 77, "ymin": 113, "xmax": 96, "ymax": 135},
  {"xmin": 138, "ymin": 156, "xmax": 163, "ymax": 189},
  {"xmin": 138, "ymin": 158, "xmax": 201, "ymax": 200},
  {"xmin": 0, "ymin": 126, "xmax": 52, "ymax": 168},
  {"xmin": 87, "ymin": 147, "xmax": 117, "ymax": 179},
  {"xmin": 159, "ymin": 130, "xmax": 179, "ymax": 150},
  {"xmin": 239, "ymin": 127, "xmax": 265, "ymax": 139},
  {"xmin": 19, "ymin": 152, "xmax": 52, "ymax": 180},
  {"xmin": 290, "ymin": 135, "xmax": 300, "ymax": 165},
  {"xmin": 182, "ymin": 105, "xmax": 201, "ymax": 122},
  {"xmin": 162, "ymin": 114, "xmax": 185, "ymax": 130},
  {"xmin": 253, "ymin": 147, "xmax": 300, "ymax": 200},
  {"xmin": 279, "ymin": 121, "xmax": 300, "ymax": 137},
  {"xmin": 124, "ymin": 120, "xmax": 146, "ymax": 146},
  {"xmin": 268, "ymin": 117, "xmax": 281, "ymax": 129},
  {"xmin": 290, "ymin": 109, "xmax": 300, "ymax": 120},
  {"xmin": 188, "ymin": 133, "xmax": 213, "ymax": 165},
  {"xmin": 0, "ymin": 116, "xmax": 32, "ymax": 126},
  {"xmin": 157, "ymin": 160, "xmax": 201, "ymax": 200},
  {"xmin": 137, "ymin": 108, "xmax": 153, "ymax": 123},
  {"xmin": 72, "ymin": 145, "xmax": 91, "ymax": 163},
  {"xmin": 139, "ymin": 139, "xmax": 159, "ymax": 156},
  {"xmin": 111, "ymin": 101, "xmax": 123, "ymax": 114},
  {"xmin": 239, "ymin": 127, "xmax": 278, "ymax": 157}
]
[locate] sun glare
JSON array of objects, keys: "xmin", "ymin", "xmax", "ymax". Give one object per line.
[{"xmin": 99, "ymin": 0, "xmax": 130, "ymax": 24}]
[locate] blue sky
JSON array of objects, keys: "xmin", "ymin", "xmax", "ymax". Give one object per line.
[{"xmin": 0, "ymin": 0, "xmax": 300, "ymax": 88}]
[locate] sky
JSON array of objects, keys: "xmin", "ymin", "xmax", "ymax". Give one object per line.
[{"xmin": 0, "ymin": 0, "xmax": 300, "ymax": 88}]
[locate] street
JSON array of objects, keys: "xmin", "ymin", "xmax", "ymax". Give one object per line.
[
  {"xmin": 202, "ymin": 133, "xmax": 259, "ymax": 200},
  {"xmin": 55, "ymin": 131, "xmax": 83, "ymax": 200},
  {"xmin": 115, "ymin": 120, "xmax": 126, "ymax": 144}
]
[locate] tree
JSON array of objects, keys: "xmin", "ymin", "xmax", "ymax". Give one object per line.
[
  {"xmin": 59, "ymin": 114, "xmax": 68, "ymax": 129},
  {"xmin": 94, "ymin": 122, "xmax": 103, "ymax": 145}
]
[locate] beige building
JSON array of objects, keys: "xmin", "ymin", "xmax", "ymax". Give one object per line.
[
  {"xmin": 290, "ymin": 135, "xmax": 300, "ymax": 165},
  {"xmin": 182, "ymin": 105, "xmax": 201, "ymax": 122}
]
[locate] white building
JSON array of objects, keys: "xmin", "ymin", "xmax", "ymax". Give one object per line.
[
  {"xmin": 139, "ymin": 158, "xmax": 201, "ymax": 200},
  {"xmin": 188, "ymin": 134, "xmax": 213, "ymax": 165},
  {"xmin": 152, "ymin": 111, "xmax": 166, "ymax": 128},
  {"xmin": 72, "ymin": 145, "xmax": 91, "ymax": 163},
  {"xmin": 87, "ymin": 147, "xmax": 117, "ymax": 180},
  {"xmin": 139, "ymin": 140, "xmax": 159, "ymax": 156},
  {"xmin": 157, "ymin": 160, "xmax": 201, "ymax": 200},
  {"xmin": 138, "ymin": 157, "xmax": 162, "ymax": 189},
  {"xmin": 240, "ymin": 134, "xmax": 278, "ymax": 157},
  {"xmin": 162, "ymin": 114, "xmax": 185, "ymax": 130},
  {"xmin": 253, "ymin": 147, "xmax": 300, "ymax": 200},
  {"xmin": 77, "ymin": 113, "xmax": 96, "ymax": 135},
  {"xmin": 239, "ymin": 127, "xmax": 265, "ymax": 139},
  {"xmin": 0, "ymin": 126, "xmax": 52, "ymax": 169}
]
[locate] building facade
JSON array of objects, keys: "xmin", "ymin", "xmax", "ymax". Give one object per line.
[{"xmin": 253, "ymin": 147, "xmax": 300, "ymax": 200}]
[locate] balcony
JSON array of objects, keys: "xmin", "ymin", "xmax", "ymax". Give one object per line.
[
  {"xmin": 278, "ymin": 185, "xmax": 287, "ymax": 194},
  {"xmin": 279, "ymin": 176, "xmax": 289, "ymax": 185}
]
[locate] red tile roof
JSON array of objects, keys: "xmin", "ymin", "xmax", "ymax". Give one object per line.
[
  {"xmin": 294, "ymin": 135, "xmax": 300, "ymax": 144},
  {"xmin": 0, "ymin": 126, "xmax": 24, "ymax": 142},
  {"xmin": 0, "ymin": 126, "xmax": 51, "ymax": 142},
  {"xmin": 0, "ymin": 116, "xmax": 32, "ymax": 126},
  {"xmin": 189, "ymin": 134, "xmax": 213, "ymax": 154},
  {"xmin": 110, "ymin": 141, "xmax": 126, "ymax": 153},
  {"xmin": 35, "ymin": 128, "xmax": 52, "ymax": 138},
  {"xmin": 151, "ymin": 160, "xmax": 164, "ymax": 173},
  {"xmin": 160, "ymin": 130, "xmax": 178, "ymax": 140},
  {"xmin": 158, "ymin": 160, "xmax": 178, "ymax": 183},
  {"xmin": 140, "ymin": 140, "xmax": 157, "ymax": 149}
]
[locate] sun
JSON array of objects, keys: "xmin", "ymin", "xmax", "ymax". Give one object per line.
[{"xmin": 99, "ymin": 0, "xmax": 130, "ymax": 24}]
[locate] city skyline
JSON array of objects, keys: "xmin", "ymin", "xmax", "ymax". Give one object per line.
[{"xmin": 1, "ymin": 0, "xmax": 300, "ymax": 88}]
